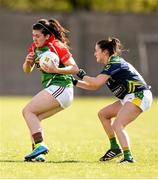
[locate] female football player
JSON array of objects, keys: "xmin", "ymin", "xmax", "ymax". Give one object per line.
[
  {"xmin": 74, "ymin": 37, "xmax": 152, "ymax": 163},
  {"xmin": 22, "ymin": 18, "xmax": 79, "ymax": 162}
]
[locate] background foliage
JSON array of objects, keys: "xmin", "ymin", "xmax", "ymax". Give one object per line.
[{"xmin": 0, "ymin": 0, "xmax": 158, "ymax": 13}]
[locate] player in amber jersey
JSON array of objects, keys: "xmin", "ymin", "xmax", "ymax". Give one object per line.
[
  {"xmin": 23, "ymin": 18, "xmax": 79, "ymax": 162},
  {"xmin": 100, "ymin": 55, "xmax": 149, "ymax": 100},
  {"xmin": 74, "ymin": 37, "xmax": 152, "ymax": 163}
]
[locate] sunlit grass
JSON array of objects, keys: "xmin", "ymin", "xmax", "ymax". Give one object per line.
[{"xmin": 0, "ymin": 96, "xmax": 158, "ymax": 178}]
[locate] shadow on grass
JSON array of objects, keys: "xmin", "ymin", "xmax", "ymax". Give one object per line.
[
  {"xmin": 0, "ymin": 159, "xmax": 101, "ymax": 164},
  {"xmin": 46, "ymin": 160, "xmax": 97, "ymax": 163}
]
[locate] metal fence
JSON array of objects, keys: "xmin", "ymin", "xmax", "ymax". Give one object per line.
[{"xmin": 0, "ymin": 9, "xmax": 158, "ymax": 96}]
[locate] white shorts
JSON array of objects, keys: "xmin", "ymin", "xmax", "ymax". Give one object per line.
[
  {"xmin": 120, "ymin": 90, "xmax": 153, "ymax": 111},
  {"xmin": 45, "ymin": 85, "xmax": 73, "ymax": 109}
]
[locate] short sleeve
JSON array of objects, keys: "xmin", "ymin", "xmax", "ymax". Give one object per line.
[
  {"xmin": 49, "ymin": 40, "xmax": 72, "ymax": 64},
  {"xmin": 100, "ymin": 63, "xmax": 121, "ymax": 76}
]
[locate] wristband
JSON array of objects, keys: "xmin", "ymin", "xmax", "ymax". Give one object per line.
[
  {"xmin": 71, "ymin": 76, "xmax": 78, "ymax": 86},
  {"xmin": 76, "ymin": 69, "xmax": 87, "ymax": 79}
]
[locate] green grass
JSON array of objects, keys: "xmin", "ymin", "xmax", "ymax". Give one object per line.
[{"xmin": 0, "ymin": 96, "xmax": 158, "ymax": 179}]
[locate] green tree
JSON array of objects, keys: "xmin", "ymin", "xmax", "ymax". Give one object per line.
[{"xmin": 0, "ymin": 0, "xmax": 158, "ymax": 13}]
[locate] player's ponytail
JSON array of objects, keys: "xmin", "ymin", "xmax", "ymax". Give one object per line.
[
  {"xmin": 48, "ymin": 19, "xmax": 70, "ymax": 48},
  {"xmin": 110, "ymin": 37, "xmax": 124, "ymax": 56},
  {"xmin": 97, "ymin": 37, "xmax": 125, "ymax": 56}
]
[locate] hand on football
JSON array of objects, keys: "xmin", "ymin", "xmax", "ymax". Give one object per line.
[{"xmin": 41, "ymin": 61, "xmax": 58, "ymax": 73}]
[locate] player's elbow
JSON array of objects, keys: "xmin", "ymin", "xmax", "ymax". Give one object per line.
[
  {"xmin": 91, "ymin": 85, "xmax": 100, "ymax": 90},
  {"xmin": 89, "ymin": 83, "xmax": 100, "ymax": 90}
]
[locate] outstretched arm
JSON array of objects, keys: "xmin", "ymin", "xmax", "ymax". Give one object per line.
[{"xmin": 76, "ymin": 74, "xmax": 109, "ymax": 90}]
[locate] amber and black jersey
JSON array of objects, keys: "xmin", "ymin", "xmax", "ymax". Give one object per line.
[{"xmin": 100, "ymin": 56, "xmax": 150, "ymax": 99}]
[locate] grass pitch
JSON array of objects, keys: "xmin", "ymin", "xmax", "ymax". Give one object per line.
[{"xmin": 0, "ymin": 96, "xmax": 158, "ymax": 179}]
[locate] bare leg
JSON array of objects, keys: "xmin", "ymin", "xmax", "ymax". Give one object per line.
[
  {"xmin": 113, "ymin": 102, "xmax": 142, "ymax": 149},
  {"xmin": 22, "ymin": 89, "xmax": 65, "ymax": 160},
  {"xmin": 98, "ymin": 101, "xmax": 123, "ymax": 161},
  {"xmin": 38, "ymin": 106, "xmax": 63, "ymax": 121},
  {"xmin": 98, "ymin": 100, "xmax": 122, "ymax": 138},
  {"xmin": 22, "ymin": 90, "xmax": 61, "ymax": 134}
]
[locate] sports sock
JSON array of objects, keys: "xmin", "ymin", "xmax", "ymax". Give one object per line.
[
  {"xmin": 123, "ymin": 147, "xmax": 133, "ymax": 160},
  {"xmin": 32, "ymin": 132, "xmax": 43, "ymax": 144},
  {"xmin": 109, "ymin": 136, "xmax": 120, "ymax": 149}
]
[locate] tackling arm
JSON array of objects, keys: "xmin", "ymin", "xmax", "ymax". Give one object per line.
[{"xmin": 76, "ymin": 74, "xmax": 109, "ymax": 90}]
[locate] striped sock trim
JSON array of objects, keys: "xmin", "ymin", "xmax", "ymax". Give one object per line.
[
  {"xmin": 109, "ymin": 135, "xmax": 115, "ymax": 139},
  {"xmin": 32, "ymin": 132, "xmax": 43, "ymax": 144},
  {"xmin": 123, "ymin": 147, "xmax": 130, "ymax": 151},
  {"xmin": 52, "ymin": 87, "xmax": 65, "ymax": 98}
]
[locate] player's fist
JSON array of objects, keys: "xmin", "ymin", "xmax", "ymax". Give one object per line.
[
  {"xmin": 25, "ymin": 52, "xmax": 35, "ymax": 66},
  {"xmin": 76, "ymin": 69, "xmax": 87, "ymax": 79}
]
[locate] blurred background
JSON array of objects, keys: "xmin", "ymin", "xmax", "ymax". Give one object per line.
[{"xmin": 0, "ymin": 0, "xmax": 158, "ymax": 97}]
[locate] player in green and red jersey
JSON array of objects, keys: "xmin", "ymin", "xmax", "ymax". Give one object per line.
[
  {"xmin": 23, "ymin": 18, "xmax": 79, "ymax": 162},
  {"xmin": 28, "ymin": 35, "xmax": 74, "ymax": 88},
  {"xmin": 74, "ymin": 37, "xmax": 152, "ymax": 163}
]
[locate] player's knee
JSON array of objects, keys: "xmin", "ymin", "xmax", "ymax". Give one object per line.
[
  {"xmin": 98, "ymin": 109, "xmax": 109, "ymax": 121},
  {"xmin": 22, "ymin": 106, "xmax": 32, "ymax": 118},
  {"xmin": 22, "ymin": 106, "xmax": 28, "ymax": 118},
  {"xmin": 98, "ymin": 109, "xmax": 104, "ymax": 119}
]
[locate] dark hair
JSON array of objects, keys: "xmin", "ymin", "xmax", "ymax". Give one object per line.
[
  {"xmin": 97, "ymin": 37, "xmax": 125, "ymax": 56},
  {"xmin": 32, "ymin": 18, "xmax": 69, "ymax": 48}
]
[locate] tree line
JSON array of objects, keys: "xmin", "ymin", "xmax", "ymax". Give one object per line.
[{"xmin": 0, "ymin": 0, "xmax": 158, "ymax": 13}]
